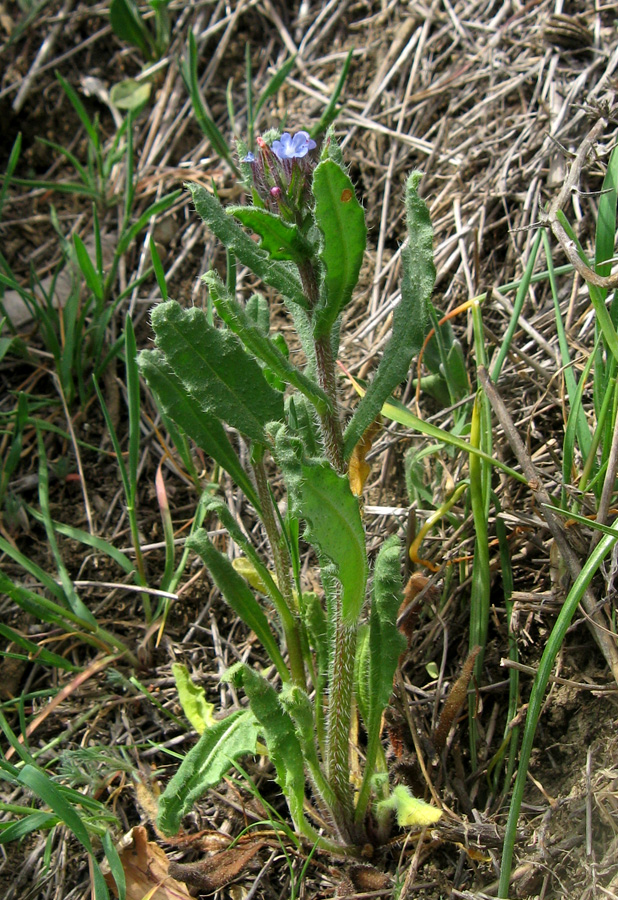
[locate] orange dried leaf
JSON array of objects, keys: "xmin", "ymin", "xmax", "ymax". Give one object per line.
[
  {"xmin": 103, "ymin": 826, "xmax": 192, "ymax": 900},
  {"xmin": 348, "ymin": 419, "xmax": 380, "ymax": 496}
]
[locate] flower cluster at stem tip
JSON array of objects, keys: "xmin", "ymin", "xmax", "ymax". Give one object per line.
[{"xmin": 241, "ymin": 130, "xmax": 318, "ymax": 220}]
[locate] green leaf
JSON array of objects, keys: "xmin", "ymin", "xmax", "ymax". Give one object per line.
[
  {"xmin": 224, "ymin": 664, "xmax": 307, "ymax": 831},
  {"xmin": 310, "ymin": 49, "xmax": 353, "ymax": 138},
  {"xmin": 275, "ymin": 430, "xmax": 367, "ymax": 625},
  {"xmin": 354, "ymin": 537, "xmax": 406, "ymax": 822},
  {"xmin": 311, "ymin": 159, "xmax": 366, "ymax": 338},
  {"xmin": 227, "ymin": 206, "xmax": 311, "ymax": 262},
  {"xmin": 188, "ymin": 183, "xmax": 308, "ymax": 308},
  {"xmin": 203, "ymin": 496, "xmax": 294, "ymax": 631},
  {"xmin": 157, "ymin": 709, "xmax": 259, "ymax": 835},
  {"xmin": 138, "ymin": 348, "xmax": 261, "ymax": 510},
  {"xmin": 344, "ymin": 172, "xmax": 435, "ymax": 459},
  {"xmin": 205, "ymin": 272, "xmax": 330, "ymax": 414},
  {"xmin": 110, "ymin": 0, "xmax": 154, "ymax": 58},
  {"xmin": 254, "ymin": 55, "xmax": 297, "ymax": 124},
  {"xmin": 183, "ymin": 32, "xmax": 238, "ymax": 175},
  {"xmin": 187, "ymin": 529, "xmax": 289, "ymax": 680},
  {"xmin": 368, "ymin": 537, "xmax": 407, "ymax": 715},
  {"xmin": 73, "ymin": 234, "xmax": 103, "ymax": 302},
  {"xmin": 17, "ymin": 766, "xmax": 111, "ymax": 900},
  {"xmin": 149, "ymin": 300, "xmax": 284, "ymax": 443},
  {"xmin": 172, "ymin": 663, "xmax": 215, "ymax": 733},
  {"xmin": 110, "ymin": 78, "xmax": 152, "ymax": 111}
]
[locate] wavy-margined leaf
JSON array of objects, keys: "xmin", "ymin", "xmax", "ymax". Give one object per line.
[
  {"xmin": 354, "ymin": 537, "xmax": 406, "ymax": 821},
  {"xmin": 172, "ymin": 663, "xmax": 215, "ymax": 734},
  {"xmin": 187, "ymin": 183, "xmax": 308, "ymax": 308},
  {"xmin": 188, "ymin": 529, "xmax": 288, "ymax": 680},
  {"xmin": 224, "ymin": 663, "xmax": 307, "ymax": 831},
  {"xmin": 344, "ymin": 172, "xmax": 434, "ymax": 459},
  {"xmin": 149, "ymin": 300, "xmax": 284, "ymax": 443},
  {"xmin": 138, "ymin": 347, "xmax": 261, "ymax": 510},
  {"xmin": 227, "ymin": 206, "xmax": 311, "ymax": 262},
  {"xmin": 205, "ymin": 272, "xmax": 330, "ymax": 414},
  {"xmin": 311, "ymin": 159, "xmax": 366, "ymax": 339},
  {"xmin": 157, "ymin": 709, "xmax": 259, "ymax": 835}
]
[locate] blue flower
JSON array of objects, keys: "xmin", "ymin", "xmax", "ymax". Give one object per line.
[
  {"xmin": 242, "ymin": 151, "xmax": 256, "ymax": 163},
  {"xmin": 271, "ymin": 131, "xmax": 316, "ymax": 161}
]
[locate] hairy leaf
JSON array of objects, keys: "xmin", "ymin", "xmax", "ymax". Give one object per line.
[
  {"xmin": 138, "ymin": 348, "xmax": 261, "ymax": 510},
  {"xmin": 274, "ymin": 429, "xmax": 367, "ymax": 625},
  {"xmin": 172, "ymin": 663, "xmax": 215, "ymax": 734},
  {"xmin": 205, "ymin": 272, "xmax": 330, "ymax": 414},
  {"xmin": 311, "ymin": 160, "xmax": 366, "ymax": 338},
  {"xmin": 149, "ymin": 300, "xmax": 284, "ymax": 443},
  {"xmin": 224, "ymin": 664, "xmax": 306, "ymax": 830},
  {"xmin": 343, "ymin": 172, "xmax": 434, "ymax": 458},
  {"xmin": 157, "ymin": 710, "xmax": 259, "ymax": 835},
  {"xmin": 188, "ymin": 183, "xmax": 308, "ymax": 308},
  {"xmin": 227, "ymin": 206, "xmax": 311, "ymax": 262}
]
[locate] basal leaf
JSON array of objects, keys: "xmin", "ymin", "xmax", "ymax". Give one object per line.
[
  {"xmin": 149, "ymin": 300, "xmax": 284, "ymax": 443},
  {"xmin": 343, "ymin": 172, "xmax": 435, "ymax": 459},
  {"xmin": 188, "ymin": 183, "xmax": 308, "ymax": 308},
  {"xmin": 224, "ymin": 663, "xmax": 307, "ymax": 830},
  {"xmin": 138, "ymin": 347, "xmax": 261, "ymax": 510},
  {"xmin": 172, "ymin": 663, "xmax": 215, "ymax": 734},
  {"xmin": 368, "ymin": 537, "xmax": 406, "ymax": 721},
  {"xmin": 157, "ymin": 709, "xmax": 259, "ymax": 835},
  {"xmin": 227, "ymin": 206, "xmax": 311, "ymax": 262},
  {"xmin": 311, "ymin": 159, "xmax": 366, "ymax": 338}
]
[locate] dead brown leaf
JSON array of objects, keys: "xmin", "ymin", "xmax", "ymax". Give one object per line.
[{"xmin": 103, "ymin": 826, "xmax": 192, "ymax": 900}]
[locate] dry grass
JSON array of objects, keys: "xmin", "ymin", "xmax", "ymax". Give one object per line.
[{"xmin": 2, "ymin": 1, "xmax": 618, "ymax": 898}]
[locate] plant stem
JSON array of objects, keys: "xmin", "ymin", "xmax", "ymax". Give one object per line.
[
  {"xmin": 326, "ymin": 612, "xmax": 358, "ymax": 841},
  {"xmin": 314, "ymin": 335, "xmax": 345, "ymax": 474},
  {"xmin": 253, "ymin": 455, "xmax": 307, "ymax": 689},
  {"xmin": 297, "ymin": 260, "xmax": 345, "ymax": 473}
]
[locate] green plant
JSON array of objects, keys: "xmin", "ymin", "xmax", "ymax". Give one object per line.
[
  {"xmin": 138, "ymin": 128, "xmax": 440, "ymax": 852},
  {"xmin": 0, "ymin": 92, "xmax": 180, "ymax": 405},
  {"xmin": 110, "ymin": 0, "xmax": 171, "ymax": 63}
]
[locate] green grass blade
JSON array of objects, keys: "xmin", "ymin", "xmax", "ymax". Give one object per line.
[
  {"xmin": 498, "ymin": 529, "xmax": 618, "ymax": 897},
  {"xmin": 0, "ymin": 133, "xmax": 22, "ymax": 219},
  {"xmin": 490, "ymin": 228, "xmax": 543, "ymax": 382},
  {"xmin": 149, "ymin": 236, "xmax": 167, "ymax": 301},
  {"xmin": 310, "ymin": 49, "xmax": 353, "ymax": 138}
]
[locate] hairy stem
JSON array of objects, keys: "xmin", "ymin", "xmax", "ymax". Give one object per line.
[
  {"xmin": 253, "ymin": 455, "xmax": 307, "ymax": 689},
  {"xmin": 326, "ymin": 612, "xmax": 359, "ymax": 841},
  {"xmin": 297, "ymin": 260, "xmax": 345, "ymax": 473}
]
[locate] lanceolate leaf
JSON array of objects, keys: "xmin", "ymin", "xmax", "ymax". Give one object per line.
[
  {"xmin": 276, "ymin": 430, "xmax": 367, "ymax": 626},
  {"xmin": 205, "ymin": 272, "xmax": 330, "ymax": 414},
  {"xmin": 157, "ymin": 709, "xmax": 259, "ymax": 835},
  {"xmin": 227, "ymin": 206, "xmax": 311, "ymax": 262},
  {"xmin": 343, "ymin": 172, "xmax": 435, "ymax": 459},
  {"xmin": 149, "ymin": 300, "xmax": 284, "ymax": 443},
  {"xmin": 188, "ymin": 183, "xmax": 308, "ymax": 308},
  {"xmin": 188, "ymin": 529, "xmax": 289, "ymax": 680},
  {"xmin": 367, "ymin": 537, "xmax": 406, "ymax": 720},
  {"xmin": 311, "ymin": 159, "xmax": 366, "ymax": 339},
  {"xmin": 224, "ymin": 663, "xmax": 307, "ymax": 831},
  {"xmin": 138, "ymin": 348, "xmax": 261, "ymax": 510}
]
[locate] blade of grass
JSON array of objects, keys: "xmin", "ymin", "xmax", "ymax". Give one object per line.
[{"xmin": 498, "ymin": 529, "xmax": 618, "ymax": 897}]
